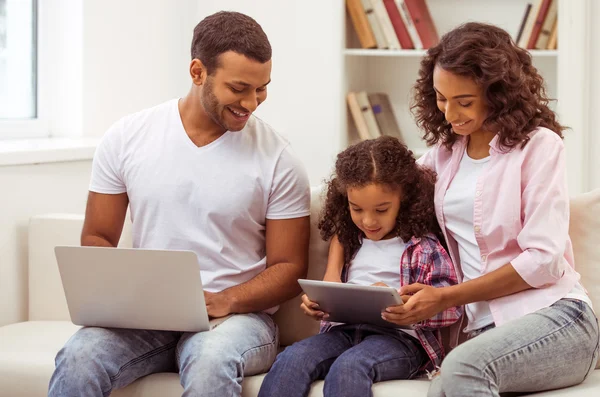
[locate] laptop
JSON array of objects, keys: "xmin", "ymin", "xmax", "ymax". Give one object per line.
[{"xmin": 54, "ymin": 246, "xmax": 211, "ymax": 332}]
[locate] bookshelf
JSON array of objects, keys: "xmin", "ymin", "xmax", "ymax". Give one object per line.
[{"xmin": 341, "ymin": 0, "xmax": 583, "ymax": 161}]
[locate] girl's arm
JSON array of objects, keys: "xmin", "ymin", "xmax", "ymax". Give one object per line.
[{"xmin": 322, "ymin": 235, "xmax": 344, "ymax": 282}]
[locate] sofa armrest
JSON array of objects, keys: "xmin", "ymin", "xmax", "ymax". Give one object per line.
[{"xmin": 28, "ymin": 213, "xmax": 133, "ymax": 321}]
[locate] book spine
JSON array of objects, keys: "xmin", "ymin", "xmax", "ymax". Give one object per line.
[
  {"xmin": 356, "ymin": 91, "xmax": 382, "ymax": 139},
  {"xmin": 372, "ymin": 0, "xmax": 402, "ymax": 50},
  {"xmin": 396, "ymin": 0, "xmax": 423, "ymax": 49},
  {"xmin": 346, "ymin": 0, "xmax": 378, "ymax": 49},
  {"xmin": 404, "ymin": 0, "xmax": 439, "ymax": 49},
  {"xmin": 515, "ymin": 4, "xmax": 532, "ymax": 45},
  {"xmin": 361, "ymin": 0, "xmax": 389, "ymax": 49},
  {"xmin": 527, "ymin": 0, "xmax": 552, "ymax": 49},
  {"xmin": 535, "ymin": 0, "xmax": 557, "ymax": 49},
  {"xmin": 383, "ymin": 0, "xmax": 414, "ymax": 49},
  {"xmin": 518, "ymin": 0, "xmax": 542, "ymax": 48},
  {"xmin": 347, "ymin": 92, "xmax": 373, "ymax": 141}
]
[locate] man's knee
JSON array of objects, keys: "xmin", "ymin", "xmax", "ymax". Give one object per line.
[{"xmin": 55, "ymin": 328, "xmax": 109, "ymax": 371}]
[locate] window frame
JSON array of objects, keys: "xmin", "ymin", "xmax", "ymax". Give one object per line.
[{"xmin": 0, "ymin": 0, "xmax": 49, "ymax": 140}]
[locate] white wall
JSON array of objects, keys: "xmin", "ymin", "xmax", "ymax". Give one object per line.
[
  {"xmin": 590, "ymin": 1, "xmax": 600, "ymax": 190},
  {"xmin": 0, "ymin": 161, "xmax": 91, "ymax": 326},
  {"xmin": 80, "ymin": 0, "xmax": 197, "ymax": 139}
]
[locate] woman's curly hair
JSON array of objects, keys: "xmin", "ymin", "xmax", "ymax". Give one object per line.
[
  {"xmin": 318, "ymin": 136, "xmax": 439, "ymax": 264},
  {"xmin": 411, "ymin": 22, "xmax": 565, "ymax": 150}
]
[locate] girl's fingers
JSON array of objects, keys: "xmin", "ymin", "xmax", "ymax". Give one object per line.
[{"xmin": 300, "ymin": 302, "xmax": 325, "ymax": 319}]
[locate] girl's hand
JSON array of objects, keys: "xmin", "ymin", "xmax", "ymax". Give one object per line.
[
  {"xmin": 382, "ymin": 283, "xmax": 447, "ymax": 325},
  {"xmin": 300, "ymin": 294, "xmax": 329, "ymax": 320}
]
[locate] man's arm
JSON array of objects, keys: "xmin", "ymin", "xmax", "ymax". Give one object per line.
[
  {"xmin": 81, "ymin": 192, "xmax": 129, "ymax": 247},
  {"xmin": 204, "ymin": 216, "xmax": 310, "ymax": 317}
]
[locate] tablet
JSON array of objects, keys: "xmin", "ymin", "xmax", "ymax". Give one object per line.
[{"xmin": 298, "ymin": 279, "xmax": 410, "ymax": 329}]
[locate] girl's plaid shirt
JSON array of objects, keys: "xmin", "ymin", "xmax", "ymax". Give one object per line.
[{"xmin": 319, "ymin": 233, "xmax": 462, "ymax": 372}]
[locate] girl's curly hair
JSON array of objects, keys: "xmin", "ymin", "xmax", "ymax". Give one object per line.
[
  {"xmin": 318, "ymin": 136, "xmax": 439, "ymax": 264},
  {"xmin": 411, "ymin": 22, "xmax": 565, "ymax": 150}
]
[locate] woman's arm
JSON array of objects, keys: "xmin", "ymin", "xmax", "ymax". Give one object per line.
[
  {"xmin": 385, "ymin": 131, "xmax": 570, "ymax": 324},
  {"xmin": 383, "ymin": 264, "xmax": 530, "ymax": 325}
]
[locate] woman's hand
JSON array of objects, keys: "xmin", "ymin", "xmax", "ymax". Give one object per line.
[
  {"xmin": 300, "ymin": 294, "xmax": 328, "ymax": 320},
  {"xmin": 382, "ymin": 283, "xmax": 447, "ymax": 326}
]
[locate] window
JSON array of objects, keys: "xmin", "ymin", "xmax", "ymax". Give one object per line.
[{"xmin": 0, "ymin": 0, "xmax": 46, "ymax": 139}]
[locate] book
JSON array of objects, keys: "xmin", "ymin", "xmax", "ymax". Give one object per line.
[
  {"xmin": 360, "ymin": 0, "xmax": 389, "ymax": 49},
  {"xmin": 535, "ymin": 0, "xmax": 557, "ymax": 49},
  {"xmin": 527, "ymin": 0, "xmax": 553, "ymax": 49},
  {"xmin": 518, "ymin": 0, "xmax": 542, "ymax": 48},
  {"xmin": 346, "ymin": 0, "xmax": 377, "ymax": 49},
  {"xmin": 404, "ymin": 0, "xmax": 439, "ymax": 49},
  {"xmin": 372, "ymin": 0, "xmax": 402, "ymax": 50},
  {"xmin": 547, "ymin": 17, "xmax": 558, "ymax": 49},
  {"xmin": 383, "ymin": 0, "xmax": 414, "ymax": 49},
  {"xmin": 397, "ymin": 0, "xmax": 423, "ymax": 49},
  {"xmin": 515, "ymin": 4, "xmax": 532, "ymax": 45},
  {"xmin": 356, "ymin": 91, "xmax": 382, "ymax": 139},
  {"xmin": 347, "ymin": 92, "xmax": 373, "ymax": 141},
  {"xmin": 368, "ymin": 93, "xmax": 404, "ymax": 143}
]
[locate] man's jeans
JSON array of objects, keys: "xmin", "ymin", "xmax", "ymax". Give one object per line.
[
  {"xmin": 428, "ymin": 299, "xmax": 600, "ymax": 397},
  {"xmin": 258, "ymin": 323, "xmax": 427, "ymax": 397},
  {"xmin": 48, "ymin": 312, "xmax": 278, "ymax": 397}
]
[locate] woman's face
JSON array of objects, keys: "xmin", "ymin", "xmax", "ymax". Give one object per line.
[{"xmin": 433, "ymin": 65, "xmax": 488, "ymax": 137}]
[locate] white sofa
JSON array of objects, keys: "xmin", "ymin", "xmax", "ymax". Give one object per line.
[{"xmin": 1, "ymin": 188, "xmax": 599, "ymax": 397}]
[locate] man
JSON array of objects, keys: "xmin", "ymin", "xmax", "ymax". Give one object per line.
[{"xmin": 48, "ymin": 11, "xmax": 310, "ymax": 397}]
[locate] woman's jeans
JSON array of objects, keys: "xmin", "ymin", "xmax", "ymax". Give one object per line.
[{"xmin": 428, "ymin": 299, "xmax": 600, "ymax": 397}]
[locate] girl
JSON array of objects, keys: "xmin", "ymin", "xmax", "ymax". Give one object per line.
[
  {"xmin": 258, "ymin": 136, "xmax": 461, "ymax": 397},
  {"xmin": 379, "ymin": 22, "xmax": 599, "ymax": 396}
]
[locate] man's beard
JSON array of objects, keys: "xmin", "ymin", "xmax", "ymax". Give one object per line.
[{"xmin": 200, "ymin": 78, "xmax": 228, "ymax": 131}]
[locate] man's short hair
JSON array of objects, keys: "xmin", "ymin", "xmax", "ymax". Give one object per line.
[{"xmin": 191, "ymin": 11, "xmax": 272, "ymax": 75}]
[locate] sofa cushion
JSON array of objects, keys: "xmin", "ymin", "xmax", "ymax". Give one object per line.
[
  {"xmin": 273, "ymin": 186, "xmax": 329, "ymax": 346},
  {"xmin": 569, "ymin": 189, "xmax": 600, "ymax": 313},
  {"xmin": 569, "ymin": 188, "xmax": 600, "ymax": 369},
  {"xmin": 0, "ymin": 321, "xmax": 81, "ymax": 397}
]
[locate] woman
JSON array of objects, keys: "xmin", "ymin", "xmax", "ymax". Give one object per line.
[
  {"xmin": 384, "ymin": 23, "xmax": 599, "ymax": 397},
  {"xmin": 380, "ymin": 22, "xmax": 599, "ymax": 396}
]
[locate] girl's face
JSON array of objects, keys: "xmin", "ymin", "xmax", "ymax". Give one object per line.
[
  {"xmin": 433, "ymin": 65, "xmax": 488, "ymax": 137},
  {"xmin": 347, "ymin": 183, "xmax": 401, "ymax": 241}
]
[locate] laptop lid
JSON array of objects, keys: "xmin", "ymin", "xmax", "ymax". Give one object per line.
[{"xmin": 54, "ymin": 246, "xmax": 209, "ymax": 332}]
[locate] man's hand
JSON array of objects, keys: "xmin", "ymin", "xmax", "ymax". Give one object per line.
[
  {"xmin": 204, "ymin": 290, "xmax": 236, "ymax": 319},
  {"xmin": 382, "ymin": 283, "xmax": 447, "ymax": 325},
  {"xmin": 300, "ymin": 294, "xmax": 328, "ymax": 320}
]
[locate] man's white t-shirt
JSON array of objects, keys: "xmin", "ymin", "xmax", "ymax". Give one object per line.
[{"xmin": 90, "ymin": 99, "xmax": 310, "ymax": 293}]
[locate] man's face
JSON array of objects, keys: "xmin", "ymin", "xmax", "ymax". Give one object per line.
[{"xmin": 200, "ymin": 51, "xmax": 272, "ymax": 132}]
